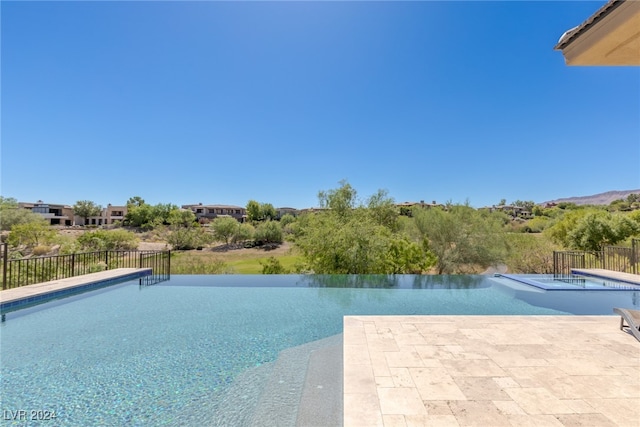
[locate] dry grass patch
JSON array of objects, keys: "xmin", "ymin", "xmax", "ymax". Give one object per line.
[{"xmin": 171, "ymin": 242, "xmax": 303, "ymax": 274}]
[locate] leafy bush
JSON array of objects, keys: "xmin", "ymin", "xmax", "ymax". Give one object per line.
[
  {"xmin": 233, "ymin": 223, "xmax": 255, "ymax": 244},
  {"xmin": 88, "ymin": 262, "xmax": 108, "ymax": 273},
  {"xmin": 77, "ymin": 229, "xmax": 139, "ymax": 251},
  {"xmin": 7, "ymin": 220, "xmax": 56, "ymax": 249},
  {"xmin": 167, "ymin": 228, "xmax": 206, "ymax": 250},
  {"xmin": 522, "ymin": 216, "xmax": 551, "ymax": 233},
  {"xmin": 32, "ymin": 245, "xmax": 51, "ymax": 256},
  {"xmin": 279, "ymin": 214, "xmax": 296, "ymax": 227},
  {"xmin": 254, "ymin": 220, "xmax": 283, "ymax": 245},
  {"xmin": 505, "ymin": 233, "xmax": 560, "ymax": 274},
  {"xmin": 261, "ymin": 257, "xmax": 289, "ymax": 274},
  {"xmin": 169, "ymin": 255, "xmax": 233, "ymax": 274},
  {"xmin": 211, "ymin": 217, "xmax": 240, "ymax": 245}
]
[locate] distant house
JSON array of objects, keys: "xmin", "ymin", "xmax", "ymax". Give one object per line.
[
  {"xmin": 276, "ymin": 207, "xmax": 298, "ymax": 218},
  {"xmin": 397, "ymin": 200, "xmax": 443, "ymax": 209},
  {"xmin": 181, "ymin": 203, "xmax": 246, "ymax": 222},
  {"xmin": 18, "ymin": 201, "xmax": 74, "ymax": 226},
  {"xmin": 481, "ymin": 205, "xmax": 533, "ymax": 219},
  {"xmin": 81, "ymin": 204, "xmax": 127, "ymax": 226},
  {"xmin": 297, "ymin": 207, "xmax": 328, "ymax": 215},
  {"xmin": 555, "ymin": 0, "xmax": 640, "ymax": 65},
  {"xmin": 397, "ymin": 200, "xmax": 444, "ymax": 216}
]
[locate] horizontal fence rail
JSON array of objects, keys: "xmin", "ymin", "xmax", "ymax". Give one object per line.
[
  {"xmin": 1, "ymin": 244, "xmax": 170, "ymax": 289},
  {"xmin": 553, "ymin": 239, "xmax": 640, "ymax": 276}
]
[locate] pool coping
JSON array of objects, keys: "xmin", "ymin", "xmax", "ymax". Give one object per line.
[
  {"xmin": 496, "ymin": 271, "xmax": 640, "ymax": 291},
  {"xmin": 0, "ymin": 268, "xmax": 151, "ymax": 312},
  {"xmin": 572, "ymin": 268, "xmax": 640, "ymax": 285}
]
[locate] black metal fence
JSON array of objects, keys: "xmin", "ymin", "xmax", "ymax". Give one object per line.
[
  {"xmin": 553, "ymin": 239, "xmax": 640, "ymax": 276},
  {"xmin": 1, "ymin": 243, "xmax": 170, "ymax": 289}
]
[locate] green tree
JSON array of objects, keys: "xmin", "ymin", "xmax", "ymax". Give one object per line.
[
  {"xmin": 246, "ymin": 200, "xmax": 277, "ymax": 222},
  {"xmin": 212, "ymin": 217, "xmax": 240, "ymax": 245},
  {"xmin": 296, "ymin": 211, "xmax": 391, "ymax": 274},
  {"xmin": 0, "ymin": 197, "xmax": 43, "ymax": 231},
  {"xmin": 254, "ymin": 220, "xmax": 283, "ymax": 244},
  {"xmin": 167, "ymin": 209, "xmax": 197, "ymax": 228},
  {"xmin": 73, "ymin": 200, "xmax": 102, "ymax": 225},
  {"xmin": 126, "ymin": 196, "xmax": 145, "ymax": 207},
  {"xmin": 367, "ymin": 189, "xmax": 398, "ymax": 231},
  {"xmin": 125, "ymin": 201, "xmax": 179, "ymax": 229},
  {"xmin": 7, "ymin": 219, "xmax": 57, "ymax": 249},
  {"xmin": 384, "ymin": 238, "xmax": 435, "ymax": 274},
  {"xmin": 413, "ymin": 204, "xmax": 507, "ymax": 274},
  {"xmin": 233, "ymin": 223, "xmax": 255, "ymax": 244},
  {"xmin": 167, "ymin": 228, "xmax": 206, "ymax": 250},
  {"xmin": 261, "ymin": 203, "xmax": 277, "ymax": 221},
  {"xmin": 246, "ymin": 200, "xmax": 262, "ymax": 222},
  {"xmin": 566, "ymin": 211, "xmax": 639, "ymax": 252},
  {"xmin": 296, "ymin": 181, "xmax": 435, "ymax": 274},
  {"xmin": 318, "ymin": 180, "xmax": 357, "ymax": 218},
  {"xmin": 545, "ymin": 208, "xmax": 594, "ymax": 248},
  {"xmin": 279, "ymin": 213, "xmax": 296, "ymax": 227},
  {"xmin": 505, "ymin": 234, "xmax": 560, "ymax": 273},
  {"xmin": 125, "ymin": 203, "xmax": 155, "ymax": 228}
]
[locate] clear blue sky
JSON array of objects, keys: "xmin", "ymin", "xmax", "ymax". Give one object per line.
[{"xmin": 2, "ymin": 1, "xmax": 639, "ymax": 209}]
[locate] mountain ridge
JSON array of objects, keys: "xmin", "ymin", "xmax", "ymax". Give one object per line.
[{"xmin": 541, "ymin": 189, "xmax": 640, "ymax": 206}]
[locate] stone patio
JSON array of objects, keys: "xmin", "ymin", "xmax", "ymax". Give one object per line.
[{"xmin": 344, "ymin": 315, "xmax": 640, "ymax": 426}]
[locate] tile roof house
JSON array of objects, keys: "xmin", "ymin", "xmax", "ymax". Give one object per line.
[{"xmin": 554, "ymin": 0, "xmax": 640, "ymax": 65}]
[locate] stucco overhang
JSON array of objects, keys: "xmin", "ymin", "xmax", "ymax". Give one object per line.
[{"xmin": 555, "ymin": 0, "xmax": 640, "ymax": 66}]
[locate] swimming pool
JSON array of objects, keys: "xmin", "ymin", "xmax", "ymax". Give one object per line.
[{"xmin": 1, "ymin": 274, "xmax": 639, "ymax": 426}]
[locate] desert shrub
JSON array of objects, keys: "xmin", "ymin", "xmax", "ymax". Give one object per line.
[
  {"xmin": 77, "ymin": 229, "xmax": 139, "ymax": 251},
  {"xmin": 261, "ymin": 257, "xmax": 288, "ymax": 274},
  {"xmin": 7, "ymin": 220, "xmax": 56, "ymax": 249},
  {"xmin": 254, "ymin": 220, "xmax": 283, "ymax": 245},
  {"xmin": 88, "ymin": 262, "xmax": 108, "ymax": 273},
  {"xmin": 279, "ymin": 214, "xmax": 296, "ymax": 227},
  {"xmin": 233, "ymin": 223, "xmax": 255, "ymax": 244},
  {"xmin": 170, "ymin": 255, "xmax": 233, "ymax": 274},
  {"xmin": 167, "ymin": 228, "xmax": 207, "ymax": 250},
  {"xmin": 523, "ymin": 216, "xmax": 552, "ymax": 233},
  {"xmin": 505, "ymin": 233, "xmax": 560, "ymax": 274},
  {"xmin": 32, "ymin": 245, "xmax": 51, "ymax": 256}
]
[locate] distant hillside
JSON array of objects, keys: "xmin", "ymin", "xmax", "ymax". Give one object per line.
[{"xmin": 542, "ymin": 189, "xmax": 640, "ymax": 206}]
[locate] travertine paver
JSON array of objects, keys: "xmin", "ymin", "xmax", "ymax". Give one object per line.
[{"xmin": 344, "ymin": 315, "xmax": 640, "ymax": 427}]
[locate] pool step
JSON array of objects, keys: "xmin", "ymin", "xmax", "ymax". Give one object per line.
[
  {"xmin": 208, "ymin": 360, "xmax": 276, "ymax": 426},
  {"xmin": 296, "ymin": 336, "xmax": 343, "ymax": 427},
  {"xmin": 249, "ymin": 334, "xmax": 343, "ymax": 427}
]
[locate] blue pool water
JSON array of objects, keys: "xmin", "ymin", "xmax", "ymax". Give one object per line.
[{"xmin": 1, "ymin": 274, "xmax": 639, "ymax": 426}]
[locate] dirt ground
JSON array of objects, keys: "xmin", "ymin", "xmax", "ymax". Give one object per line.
[{"xmin": 138, "ymin": 241, "xmax": 171, "ymax": 251}]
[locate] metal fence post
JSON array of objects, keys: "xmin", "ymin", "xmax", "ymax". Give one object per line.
[
  {"xmin": 2, "ymin": 243, "xmax": 8, "ymax": 290},
  {"xmin": 633, "ymin": 239, "xmax": 638, "ymax": 275}
]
